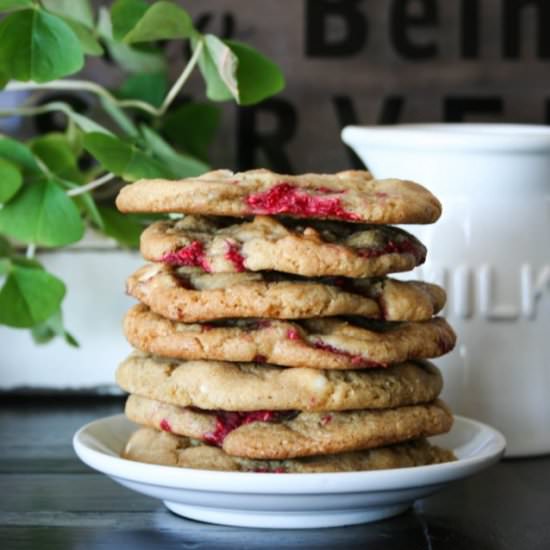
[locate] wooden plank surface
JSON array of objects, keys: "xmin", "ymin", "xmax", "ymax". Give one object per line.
[{"xmin": 1, "ymin": 397, "xmax": 549, "ymax": 550}]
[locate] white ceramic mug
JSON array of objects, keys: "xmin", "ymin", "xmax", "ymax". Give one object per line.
[{"xmin": 342, "ymin": 124, "xmax": 550, "ymax": 457}]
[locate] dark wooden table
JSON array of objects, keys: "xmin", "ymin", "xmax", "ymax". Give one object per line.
[{"xmin": 1, "ymin": 396, "xmax": 549, "ymax": 550}]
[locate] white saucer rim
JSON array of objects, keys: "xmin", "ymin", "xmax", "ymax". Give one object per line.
[{"xmin": 73, "ymin": 414, "xmax": 506, "ymax": 495}]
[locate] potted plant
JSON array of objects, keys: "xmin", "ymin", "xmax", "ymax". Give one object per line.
[{"xmin": 0, "ymin": 0, "xmax": 284, "ymax": 389}]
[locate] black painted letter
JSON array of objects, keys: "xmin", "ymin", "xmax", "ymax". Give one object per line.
[
  {"xmin": 461, "ymin": 0, "xmax": 480, "ymax": 59},
  {"xmin": 237, "ymin": 98, "xmax": 297, "ymax": 172},
  {"xmin": 444, "ymin": 96, "xmax": 503, "ymax": 121},
  {"xmin": 503, "ymin": 0, "xmax": 550, "ymax": 59},
  {"xmin": 305, "ymin": 0, "xmax": 367, "ymax": 57},
  {"xmin": 390, "ymin": 0, "xmax": 439, "ymax": 59}
]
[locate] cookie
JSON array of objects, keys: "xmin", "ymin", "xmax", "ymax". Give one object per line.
[
  {"xmin": 125, "ymin": 394, "xmax": 453, "ymax": 458},
  {"xmin": 116, "ymin": 353, "xmax": 443, "ymax": 411},
  {"xmin": 123, "ymin": 428, "xmax": 456, "ymax": 472},
  {"xmin": 124, "ymin": 305, "xmax": 456, "ymax": 369},
  {"xmin": 126, "ymin": 264, "xmax": 446, "ymax": 322},
  {"xmin": 140, "ymin": 215, "xmax": 427, "ymax": 278},
  {"xmin": 116, "ymin": 169, "xmax": 441, "ymax": 224}
]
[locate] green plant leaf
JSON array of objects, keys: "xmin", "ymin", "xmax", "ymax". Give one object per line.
[
  {"xmin": 0, "ymin": 70, "xmax": 7, "ymax": 89},
  {"xmin": 225, "ymin": 39, "xmax": 285, "ymax": 105},
  {"xmin": 0, "ymin": 158, "xmax": 23, "ymax": 203},
  {"xmin": 60, "ymin": 179, "xmax": 104, "ymax": 230},
  {"xmin": 64, "ymin": 20, "xmax": 103, "ymax": 56},
  {"xmin": 0, "ymin": 0, "xmax": 33, "ymax": 11},
  {"xmin": 99, "ymin": 97, "xmax": 138, "ymax": 138},
  {"xmin": 140, "ymin": 124, "xmax": 208, "ymax": 177},
  {"xmin": 64, "ymin": 122, "xmax": 84, "ymax": 156},
  {"xmin": 0, "ymin": 258, "xmax": 11, "ymax": 275},
  {"xmin": 0, "ymin": 235, "xmax": 13, "ymax": 257},
  {"xmin": 69, "ymin": 111, "xmax": 112, "ymax": 135},
  {"xmin": 118, "ymin": 72, "xmax": 167, "ymax": 108},
  {"xmin": 41, "ymin": 0, "xmax": 94, "ymax": 28},
  {"xmin": 66, "ymin": 332, "xmax": 79, "ymax": 346},
  {"xmin": 197, "ymin": 35, "xmax": 237, "ymax": 102},
  {"xmin": 110, "ymin": 0, "xmax": 148, "ymax": 42},
  {"xmin": 11, "ymin": 256, "xmax": 41, "ymax": 269},
  {"xmin": 98, "ymin": 206, "xmax": 142, "ymax": 248},
  {"xmin": 0, "ymin": 9, "xmax": 84, "ymax": 82},
  {"xmin": 161, "ymin": 102, "xmax": 220, "ymax": 161},
  {"xmin": 40, "ymin": 102, "xmax": 112, "ymax": 135},
  {"xmin": 123, "ymin": 1, "xmax": 194, "ymax": 44},
  {"xmin": 30, "ymin": 134, "xmax": 82, "ymax": 182},
  {"xmin": 0, "ymin": 264, "xmax": 66, "ymax": 328},
  {"xmin": 0, "ymin": 178, "xmax": 85, "ymax": 246},
  {"xmin": 83, "ymin": 132, "xmax": 170, "ymax": 181},
  {"xmin": 31, "ymin": 307, "xmax": 78, "ymax": 346},
  {"xmin": 0, "ymin": 259, "xmax": 10, "ymax": 274},
  {"xmin": 0, "ymin": 137, "xmax": 41, "ymax": 174},
  {"xmin": 197, "ymin": 36, "xmax": 285, "ymax": 105},
  {"xmin": 77, "ymin": 192, "xmax": 103, "ymax": 229},
  {"xmin": 98, "ymin": 7, "xmax": 166, "ymax": 74},
  {"xmin": 112, "ymin": 41, "xmax": 167, "ymax": 74}
]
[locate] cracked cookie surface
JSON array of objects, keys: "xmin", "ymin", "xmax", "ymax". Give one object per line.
[
  {"xmin": 116, "ymin": 169, "xmax": 441, "ymax": 224},
  {"xmin": 124, "ymin": 304, "xmax": 456, "ymax": 369},
  {"xmin": 126, "ymin": 264, "xmax": 446, "ymax": 322},
  {"xmin": 140, "ymin": 215, "xmax": 427, "ymax": 278},
  {"xmin": 125, "ymin": 395, "xmax": 453, "ymax": 458},
  {"xmin": 116, "ymin": 353, "xmax": 443, "ymax": 412}
]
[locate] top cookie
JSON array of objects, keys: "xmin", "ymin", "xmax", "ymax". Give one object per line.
[
  {"xmin": 116, "ymin": 169, "xmax": 442, "ymax": 224},
  {"xmin": 140, "ymin": 215, "xmax": 427, "ymax": 278}
]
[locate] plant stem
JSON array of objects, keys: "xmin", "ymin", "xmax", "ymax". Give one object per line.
[
  {"xmin": 26, "ymin": 244, "xmax": 36, "ymax": 259},
  {"xmin": 159, "ymin": 39, "xmax": 204, "ymax": 116},
  {"xmin": 4, "ymin": 40, "xmax": 205, "ymax": 120},
  {"xmin": 0, "ymin": 100, "xmax": 112, "ymax": 136},
  {"xmin": 5, "ymin": 81, "xmax": 159, "ymax": 117},
  {"xmin": 0, "ymin": 102, "xmax": 71, "ymax": 118},
  {"xmin": 66, "ymin": 173, "xmax": 116, "ymax": 197}
]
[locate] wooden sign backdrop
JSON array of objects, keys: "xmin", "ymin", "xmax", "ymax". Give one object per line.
[{"xmin": 48, "ymin": 1, "xmax": 550, "ymax": 173}]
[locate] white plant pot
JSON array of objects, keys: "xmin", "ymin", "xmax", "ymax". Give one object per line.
[
  {"xmin": 342, "ymin": 124, "xmax": 550, "ymax": 457},
  {"xmin": 0, "ymin": 234, "xmax": 142, "ymax": 391}
]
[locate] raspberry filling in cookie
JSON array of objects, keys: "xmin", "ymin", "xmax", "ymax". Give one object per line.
[
  {"xmin": 312, "ymin": 340, "xmax": 385, "ymax": 368},
  {"xmin": 224, "ymin": 242, "xmax": 246, "ymax": 272},
  {"xmin": 245, "ymin": 183, "xmax": 361, "ymax": 221},
  {"xmin": 357, "ymin": 238, "xmax": 426, "ymax": 264},
  {"xmin": 314, "ymin": 186, "xmax": 345, "ymax": 194},
  {"xmin": 162, "ymin": 241, "xmax": 210, "ymax": 272},
  {"xmin": 159, "ymin": 418, "xmax": 172, "ymax": 432},
  {"xmin": 286, "ymin": 328, "xmax": 301, "ymax": 340},
  {"xmin": 203, "ymin": 410, "xmax": 297, "ymax": 446}
]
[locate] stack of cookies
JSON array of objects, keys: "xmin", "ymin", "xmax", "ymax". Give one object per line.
[{"xmin": 114, "ymin": 169, "xmax": 457, "ymax": 473}]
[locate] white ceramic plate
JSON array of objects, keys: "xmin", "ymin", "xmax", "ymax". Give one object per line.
[{"xmin": 73, "ymin": 414, "xmax": 505, "ymax": 529}]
